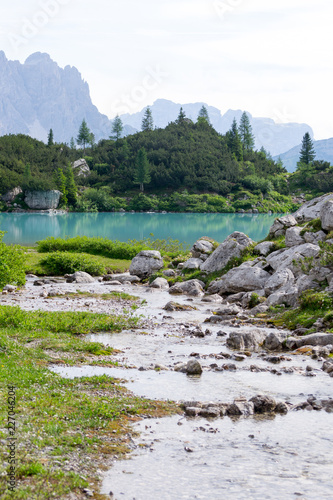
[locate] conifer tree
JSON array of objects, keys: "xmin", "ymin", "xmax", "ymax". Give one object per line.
[
  {"xmin": 197, "ymin": 105, "xmax": 211, "ymax": 125},
  {"xmin": 111, "ymin": 115, "xmax": 123, "ymax": 141},
  {"xmin": 299, "ymin": 132, "xmax": 316, "ymax": 164},
  {"xmin": 134, "ymin": 147, "xmax": 151, "ymax": 192},
  {"xmin": 77, "ymin": 119, "xmax": 91, "ymax": 155},
  {"xmin": 65, "ymin": 167, "xmax": 77, "ymax": 206},
  {"xmin": 47, "ymin": 128, "xmax": 54, "ymax": 146},
  {"xmin": 142, "ymin": 106, "xmax": 154, "ymax": 131},
  {"xmin": 239, "ymin": 112, "xmax": 255, "ymax": 152},
  {"xmin": 227, "ymin": 118, "xmax": 243, "ymax": 161},
  {"xmin": 70, "ymin": 137, "xmax": 75, "ymax": 149},
  {"xmin": 56, "ymin": 168, "xmax": 68, "ymax": 207},
  {"xmin": 176, "ymin": 107, "xmax": 186, "ymax": 124}
]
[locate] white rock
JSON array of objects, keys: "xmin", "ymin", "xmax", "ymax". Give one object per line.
[
  {"xmin": 304, "ymin": 230, "xmax": 326, "ymax": 244},
  {"xmin": 264, "ymin": 269, "xmax": 295, "ymax": 296},
  {"xmin": 169, "ymin": 279, "xmax": 204, "ymax": 296},
  {"xmin": 266, "ymin": 243, "xmax": 320, "ymax": 273},
  {"xmin": 65, "ymin": 271, "xmax": 95, "ymax": 283},
  {"xmin": 320, "ymin": 199, "xmax": 333, "ymax": 231},
  {"xmin": 182, "ymin": 258, "xmax": 203, "ymax": 270},
  {"xmin": 266, "ymin": 285, "xmax": 299, "ymax": 307},
  {"xmin": 208, "ymin": 265, "xmax": 270, "ymax": 294},
  {"xmin": 254, "ymin": 241, "xmax": 275, "ymax": 256},
  {"xmin": 150, "ymin": 277, "xmax": 169, "ymax": 290},
  {"xmin": 269, "ymin": 215, "xmax": 297, "ymax": 238},
  {"xmin": 296, "ymin": 274, "xmax": 320, "ymax": 294},
  {"xmin": 285, "ymin": 226, "xmax": 305, "ymax": 247},
  {"xmin": 200, "ymin": 232, "xmax": 253, "ymax": 273},
  {"xmin": 191, "ymin": 239, "xmax": 214, "ymax": 258},
  {"xmin": 294, "ymin": 193, "xmax": 333, "ymax": 222},
  {"xmin": 129, "ymin": 250, "xmax": 164, "ymax": 278}
]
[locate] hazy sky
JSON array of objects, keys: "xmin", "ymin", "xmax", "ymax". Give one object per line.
[{"xmin": 1, "ymin": 0, "xmax": 332, "ymax": 139}]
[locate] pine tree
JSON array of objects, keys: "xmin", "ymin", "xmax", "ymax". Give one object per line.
[
  {"xmin": 47, "ymin": 129, "xmax": 54, "ymax": 146},
  {"xmin": 239, "ymin": 112, "xmax": 255, "ymax": 152},
  {"xmin": 70, "ymin": 137, "xmax": 75, "ymax": 149},
  {"xmin": 197, "ymin": 105, "xmax": 210, "ymax": 125},
  {"xmin": 134, "ymin": 147, "xmax": 151, "ymax": 192},
  {"xmin": 111, "ymin": 115, "xmax": 123, "ymax": 141},
  {"xmin": 56, "ymin": 168, "xmax": 68, "ymax": 207},
  {"xmin": 176, "ymin": 107, "xmax": 186, "ymax": 125},
  {"xmin": 65, "ymin": 167, "xmax": 77, "ymax": 206},
  {"xmin": 227, "ymin": 118, "xmax": 243, "ymax": 161},
  {"xmin": 77, "ymin": 119, "xmax": 91, "ymax": 155},
  {"xmin": 299, "ymin": 132, "xmax": 316, "ymax": 164},
  {"xmin": 88, "ymin": 132, "xmax": 95, "ymax": 149},
  {"xmin": 141, "ymin": 106, "xmax": 154, "ymax": 131}
]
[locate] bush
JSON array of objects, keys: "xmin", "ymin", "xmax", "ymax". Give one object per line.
[
  {"xmin": 40, "ymin": 252, "xmax": 105, "ymax": 276},
  {"xmin": 0, "ymin": 231, "xmax": 26, "ymax": 289}
]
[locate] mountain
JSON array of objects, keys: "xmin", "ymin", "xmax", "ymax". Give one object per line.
[
  {"xmin": 0, "ymin": 51, "xmax": 112, "ymax": 143},
  {"xmin": 274, "ymin": 138, "xmax": 333, "ymax": 172},
  {"xmin": 119, "ymin": 99, "xmax": 313, "ymax": 157},
  {"xmin": 0, "ymin": 52, "xmax": 313, "ymax": 156}
]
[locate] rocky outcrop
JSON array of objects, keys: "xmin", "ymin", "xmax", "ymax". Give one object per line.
[
  {"xmin": 320, "ymin": 199, "xmax": 333, "ymax": 231},
  {"xmin": 72, "ymin": 159, "xmax": 90, "ymax": 177},
  {"xmin": 293, "ymin": 193, "xmax": 333, "ymax": 222},
  {"xmin": 254, "ymin": 241, "xmax": 275, "ymax": 256},
  {"xmin": 208, "ymin": 262, "xmax": 270, "ymax": 295},
  {"xmin": 268, "ymin": 214, "xmax": 297, "ymax": 238},
  {"xmin": 266, "ymin": 243, "xmax": 320, "ymax": 273},
  {"xmin": 200, "ymin": 232, "xmax": 253, "ymax": 273},
  {"xmin": 1, "ymin": 186, "xmax": 22, "ymax": 203},
  {"xmin": 129, "ymin": 250, "xmax": 164, "ymax": 278},
  {"xmin": 264, "ymin": 269, "xmax": 295, "ymax": 296},
  {"xmin": 24, "ymin": 190, "xmax": 61, "ymax": 209}
]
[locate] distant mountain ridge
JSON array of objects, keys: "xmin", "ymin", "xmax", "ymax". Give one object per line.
[
  {"xmin": 274, "ymin": 138, "xmax": 333, "ymax": 172},
  {"xmin": 0, "ymin": 51, "xmax": 313, "ymax": 156}
]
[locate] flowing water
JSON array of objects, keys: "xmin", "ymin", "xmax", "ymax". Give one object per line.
[{"xmin": 0, "ymin": 212, "xmax": 278, "ymax": 245}]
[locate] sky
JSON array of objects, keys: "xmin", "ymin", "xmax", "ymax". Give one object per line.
[{"xmin": 1, "ymin": 0, "xmax": 333, "ymax": 139}]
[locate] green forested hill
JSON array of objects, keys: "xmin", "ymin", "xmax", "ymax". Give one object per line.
[{"xmin": 0, "ymin": 120, "xmax": 295, "ymax": 213}]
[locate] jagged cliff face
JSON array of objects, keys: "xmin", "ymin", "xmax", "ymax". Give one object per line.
[{"xmin": 0, "ymin": 51, "xmax": 111, "ymax": 143}]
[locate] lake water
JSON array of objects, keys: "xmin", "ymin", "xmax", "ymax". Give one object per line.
[{"xmin": 0, "ymin": 212, "xmax": 279, "ymax": 246}]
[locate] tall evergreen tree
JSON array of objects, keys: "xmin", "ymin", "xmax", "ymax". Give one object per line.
[
  {"xmin": 239, "ymin": 112, "xmax": 255, "ymax": 152},
  {"xmin": 176, "ymin": 107, "xmax": 186, "ymax": 125},
  {"xmin": 299, "ymin": 132, "xmax": 316, "ymax": 164},
  {"xmin": 111, "ymin": 115, "xmax": 123, "ymax": 141},
  {"xmin": 70, "ymin": 137, "xmax": 75, "ymax": 149},
  {"xmin": 47, "ymin": 129, "xmax": 54, "ymax": 146},
  {"xmin": 227, "ymin": 118, "xmax": 243, "ymax": 161},
  {"xmin": 134, "ymin": 147, "xmax": 151, "ymax": 192},
  {"xmin": 141, "ymin": 106, "xmax": 154, "ymax": 131},
  {"xmin": 77, "ymin": 119, "xmax": 91, "ymax": 155},
  {"xmin": 65, "ymin": 167, "xmax": 77, "ymax": 206},
  {"xmin": 197, "ymin": 105, "xmax": 211, "ymax": 125},
  {"xmin": 88, "ymin": 132, "xmax": 95, "ymax": 149},
  {"xmin": 56, "ymin": 168, "xmax": 68, "ymax": 207}
]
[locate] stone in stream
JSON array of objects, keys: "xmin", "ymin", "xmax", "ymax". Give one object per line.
[
  {"xmin": 249, "ymin": 395, "xmax": 277, "ymax": 413},
  {"xmin": 174, "ymin": 359, "xmax": 203, "ymax": 375},
  {"xmin": 226, "ymin": 329, "xmax": 267, "ymax": 351},
  {"xmin": 201, "ymin": 294, "xmax": 223, "ymax": 303},
  {"xmin": 286, "ymin": 333, "xmax": 333, "ymax": 350},
  {"xmin": 129, "ymin": 250, "xmax": 164, "ymax": 278},
  {"xmin": 164, "ymin": 301, "xmax": 197, "ymax": 312},
  {"xmin": 169, "ymin": 279, "xmax": 205, "ymax": 297},
  {"xmin": 150, "ymin": 277, "xmax": 169, "ymax": 290},
  {"xmin": 2, "ymin": 285, "xmax": 17, "ymax": 292},
  {"xmin": 65, "ymin": 271, "xmax": 95, "ymax": 284},
  {"xmin": 227, "ymin": 398, "xmax": 254, "ymax": 417},
  {"xmin": 264, "ymin": 331, "xmax": 288, "ymax": 351}
]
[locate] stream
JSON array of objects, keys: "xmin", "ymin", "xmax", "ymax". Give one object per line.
[{"xmin": 4, "ymin": 278, "xmax": 333, "ymax": 499}]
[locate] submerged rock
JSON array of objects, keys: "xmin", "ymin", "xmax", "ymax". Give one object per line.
[{"xmin": 163, "ymin": 301, "xmax": 197, "ymax": 312}]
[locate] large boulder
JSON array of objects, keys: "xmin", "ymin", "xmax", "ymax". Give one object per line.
[
  {"xmin": 182, "ymin": 258, "xmax": 203, "ymax": 270},
  {"xmin": 266, "ymin": 285, "xmax": 299, "ymax": 308},
  {"xmin": 285, "ymin": 227, "xmax": 305, "ymax": 247},
  {"xmin": 286, "ymin": 333, "xmax": 333, "ymax": 350},
  {"xmin": 207, "ymin": 262, "xmax": 270, "ymax": 295},
  {"xmin": 24, "ymin": 190, "xmax": 62, "ymax": 209},
  {"xmin": 254, "ymin": 241, "xmax": 275, "ymax": 256},
  {"xmin": 264, "ymin": 269, "xmax": 295, "ymax": 296},
  {"xmin": 72, "ymin": 159, "xmax": 90, "ymax": 177},
  {"xmin": 293, "ymin": 193, "xmax": 333, "ymax": 223},
  {"xmin": 266, "ymin": 243, "xmax": 320, "ymax": 273},
  {"xmin": 129, "ymin": 250, "xmax": 164, "ymax": 278},
  {"xmin": 191, "ymin": 239, "xmax": 214, "ymax": 258},
  {"xmin": 150, "ymin": 277, "xmax": 169, "ymax": 290},
  {"xmin": 200, "ymin": 232, "xmax": 253, "ymax": 273},
  {"xmin": 268, "ymin": 215, "xmax": 297, "ymax": 238},
  {"xmin": 226, "ymin": 329, "xmax": 267, "ymax": 350},
  {"xmin": 320, "ymin": 199, "xmax": 333, "ymax": 231}
]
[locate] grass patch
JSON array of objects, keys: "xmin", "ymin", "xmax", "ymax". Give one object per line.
[{"xmin": 0, "ymin": 306, "xmax": 180, "ymax": 499}]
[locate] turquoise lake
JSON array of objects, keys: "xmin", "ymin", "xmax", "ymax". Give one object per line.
[{"xmin": 0, "ymin": 212, "xmax": 279, "ymax": 246}]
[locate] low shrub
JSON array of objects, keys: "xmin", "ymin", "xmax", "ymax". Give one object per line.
[
  {"xmin": 40, "ymin": 252, "xmax": 105, "ymax": 276},
  {"xmin": 0, "ymin": 231, "xmax": 26, "ymax": 289}
]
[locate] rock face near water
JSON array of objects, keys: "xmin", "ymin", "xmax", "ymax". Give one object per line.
[
  {"xmin": 129, "ymin": 250, "xmax": 164, "ymax": 278},
  {"xmin": 1, "ymin": 186, "xmax": 22, "ymax": 202},
  {"xmin": 200, "ymin": 232, "xmax": 253, "ymax": 273},
  {"xmin": 24, "ymin": 190, "xmax": 62, "ymax": 209},
  {"xmin": 293, "ymin": 193, "xmax": 333, "ymax": 222}
]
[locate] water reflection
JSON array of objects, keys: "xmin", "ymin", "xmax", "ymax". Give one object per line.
[{"xmin": 0, "ymin": 212, "xmax": 280, "ymax": 246}]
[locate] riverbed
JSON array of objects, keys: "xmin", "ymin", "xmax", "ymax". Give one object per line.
[{"xmin": 3, "ymin": 276, "xmax": 333, "ymax": 500}]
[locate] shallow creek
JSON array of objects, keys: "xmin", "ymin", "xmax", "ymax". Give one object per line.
[{"xmin": 4, "ymin": 278, "xmax": 333, "ymax": 499}]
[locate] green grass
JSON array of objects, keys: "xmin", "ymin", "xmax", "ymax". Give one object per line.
[
  {"xmin": 0, "ymin": 306, "xmax": 180, "ymax": 499},
  {"xmin": 24, "ymin": 249, "xmax": 131, "ymax": 276}
]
